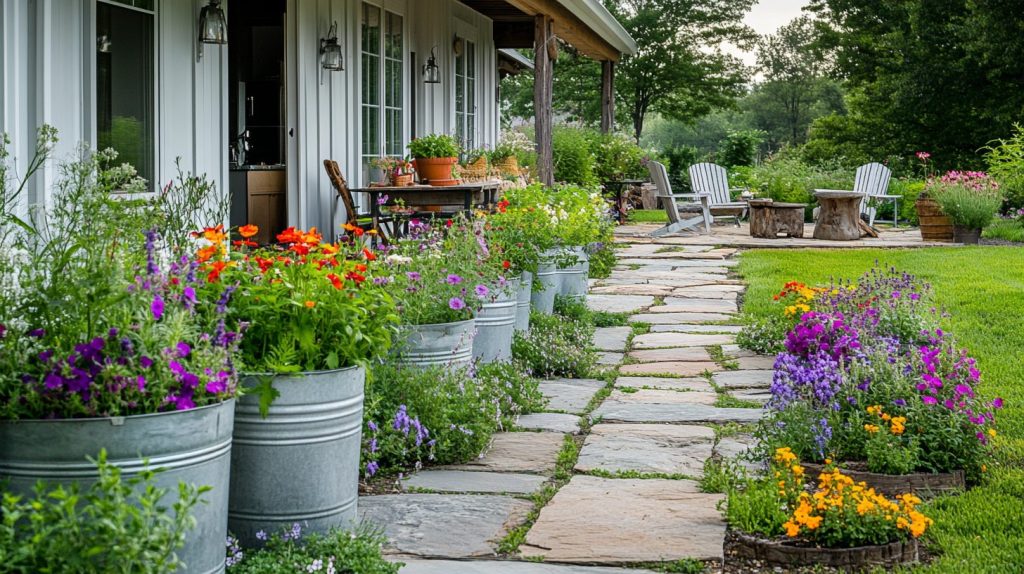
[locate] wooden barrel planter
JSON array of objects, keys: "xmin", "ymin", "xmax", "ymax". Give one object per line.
[
  {"xmin": 915, "ymin": 194, "xmax": 954, "ymax": 242},
  {"xmin": 728, "ymin": 530, "xmax": 920, "ymax": 571},
  {"xmin": 803, "ymin": 462, "xmax": 965, "ymax": 498}
]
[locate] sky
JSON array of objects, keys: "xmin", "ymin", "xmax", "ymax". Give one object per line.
[{"xmin": 735, "ymin": 0, "xmax": 810, "ymax": 68}]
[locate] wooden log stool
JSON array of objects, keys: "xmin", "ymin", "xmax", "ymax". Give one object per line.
[
  {"xmin": 813, "ymin": 190, "xmax": 867, "ymax": 241},
  {"xmin": 748, "ymin": 200, "xmax": 807, "ymax": 238}
]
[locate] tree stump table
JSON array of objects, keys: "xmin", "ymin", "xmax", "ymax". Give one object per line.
[
  {"xmin": 813, "ymin": 190, "xmax": 866, "ymax": 241},
  {"xmin": 748, "ymin": 200, "xmax": 806, "ymax": 238}
]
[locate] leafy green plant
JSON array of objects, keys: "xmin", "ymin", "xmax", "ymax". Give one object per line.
[
  {"xmin": 984, "ymin": 123, "xmax": 1024, "ymax": 212},
  {"xmin": 226, "ymin": 524, "xmax": 399, "ymax": 574},
  {"xmin": 553, "ymin": 127, "xmax": 598, "ymax": 186},
  {"xmin": 407, "ymin": 134, "xmax": 461, "ymax": 159},
  {"xmin": 0, "ymin": 451, "xmax": 204, "ymax": 573},
  {"xmin": 587, "ymin": 132, "xmax": 647, "ymax": 183},
  {"xmin": 718, "ymin": 129, "xmax": 766, "ymax": 167},
  {"xmin": 725, "ymin": 479, "xmax": 788, "ymax": 537},
  {"xmin": 927, "ymin": 171, "xmax": 1003, "ymax": 229},
  {"xmin": 512, "ymin": 311, "xmax": 596, "ymax": 378}
]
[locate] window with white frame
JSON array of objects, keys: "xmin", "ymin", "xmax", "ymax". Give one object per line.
[
  {"xmin": 361, "ymin": 2, "xmax": 404, "ymax": 183},
  {"xmin": 454, "ymin": 39, "xmax": 476, "ymax": 152},
  {"xmin": 96, "ymin": 0, "xmax": 155, "ymax": 187}
]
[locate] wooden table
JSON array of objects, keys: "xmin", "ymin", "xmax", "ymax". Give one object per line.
[
  {"xmin": 747, "ymin": 200, "xmax": 807, "ymax": 238},
  {"xmin": 603, "ymin": 178, "xmax": 648, "ymax": 224},
  {"xmin": 352, "ymin": 180, "xmax": 503, "ymax": 237},
  {"xmin": 813, "ymin": 190, "xmax": 866, "ymax": 241}
]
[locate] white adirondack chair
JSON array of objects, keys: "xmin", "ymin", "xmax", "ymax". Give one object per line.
[
  {"xmin": 855, "ymin": 162, "xmax": 897, "ymax": 227},
  {"xmin": 687, "ymin": 162, "xmax": 750, "ymax": 226},
  {"xmin": 647, "ymin": 161, "xmax": 712, "ymax": 236}
]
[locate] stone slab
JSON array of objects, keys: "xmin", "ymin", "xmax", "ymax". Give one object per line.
[
  {"xmin": 517, "ymin": 412, "xmax": 582, "ymax": 434},
  {"xmin": 402, "ymin": 471, "xmax": 548, "ymax": 494},
  {"xmin": 721, "ymin": 344, "xmax": 758, "ymax": 358},
  {"xmin": 447, "ymin": 432, "xmax": 564, "ymax": 475},
  {"xmin": 585, "ymin": 294, "xmax": 654, "ymax": 314},
  {"xmin": 520, "ymin": 476, "xmax": 726, "ymax": 563},
  {"xmin": 672, "ymin": 283, "xmax": 746, "ymax": 295},
  {"xmin": 627, "ymin": 347, "xmax": 713, "ymax": 362},
  {"xmin": 592, "ymin": 402, "xmax": 762, "ymax": 424},
  {"xmin": 734, "ymin": 355, "xmax": 777, "ymax": 370},
  {"xmin": 630, "ymin": 312, "xmax": 737, "ymax": 324},
  {"xmin": 615, "ymin": 376, "xmax": 715, "ymax": 392},
  {"xmin": 589, "ymin": 284, "xmax": 678, "ymax": 297},
  {"xmin": 659, "ymin": 298, "xmax": 739, "ymax": 313},
  {"xmin": 712, "ymin": 370, "xmax": 773, "ymax": 389},
  {"xmin": 359, "ymin": 494, "xmax": 532, "ymax": 558},
  {"xmin": 576, "ymin": 423, "xmax": 715, "ymax": 476},
  {"xmin": 649, "ymin": 324, "xmax": 743, "ymax": 334},
  {"xmin": 538, "ymin": 378, "xmax": 606, "ymax": 414},
  {"xmin": 631, "ymin": 332, "xmax": 737, "ymax": 349},
  {"xmin": 592, "ymin": 326, "xmax": 632, "ymax": 352},
  {"xmin": 618, "ymin": 361, "xmax": 720, "ymax": 377},
  {"xmin": 604, "ymin": 389, "xmax": 719, "ymax": 406},
  {"xmin": 596, "ymin": 352, "xmax": 624, "ymax": 366},
  {"xmin": 397, "ymin": 560, "xmax": 658, "ymax": 574},
  {"xmin": 667, "ymin": 290, "xmax": 739, "ymax": 300},
  {"xmin": 730, "ymin": 389, "xmax": 772, "ymax": 404}
]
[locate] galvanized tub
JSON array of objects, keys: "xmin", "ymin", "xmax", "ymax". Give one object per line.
[
  {"xmin": 472, "ymin": 287, "xmax": 517, "ymax": 363},
  {"xmin": 393, "ymin": 319, "xmax": 476, "ymax": 370},
  {"xmin": 229, "ymin": 366, "xmax": 365, "ymax": 547},
  {"xmin": 556, "ymin": 246, "xmax": 590, "ymax": 299},
  {"xmin": 530, "ymin": 251, "xmax": 561, "ymax": 314},
  {"xmin": 515, "ymin": 272, "xmax": 532, "ymax": 332},
  {"xmin": 0, "ymin": 400, "xmax": 235, "ymax": 574}
]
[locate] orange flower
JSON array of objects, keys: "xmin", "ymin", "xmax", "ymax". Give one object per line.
[
  {"xmin": 196, "ymin": 245, "xmax": 218, "ymax": 263},
  {"xmin": 304, "ymin": 300, "xmax": 316, "ymax": 308},
  {"xmin": 326, "ymin": 273, "xmax": 343, "ymax": 290},
  {"xmin": 277, "ymin": 227, "xmax": 303, "ymax": 244},
  {"xmin": 362, "ymin": 247, "xmax": 377, "ymax": 261},
  {"xmin": 301, "ymin": 227, "xmax": 322, "ymax": 245},
  {"xmin": 497, "ymin": 198, "xmax": 510, "ymax": 213},
  {"xmin": 206, "ymin": 261, "xmax": 227, "ymax": 283},
  {"xmin": 354, "ymin": 263, "xmax": 367, "ymax": 272},
  {"xmin": 232, "ymin": 239, "xmax": 258, "ymax": 248},
  {"xmin": 342, "ymin": 223, "xmax": 365, "ymax": 237},
  {"xmin": 239, "ymin": 224, "xmax": 259, "ymax": 239},
  {"xmin": 201, "ymin": 224, "xmax": 226, "ymax": 244},
  {"xmin": 320, "ymin": 243, "xmax": 340, "ymax": 255}
]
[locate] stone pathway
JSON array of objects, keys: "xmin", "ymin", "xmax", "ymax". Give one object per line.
[{"xmin": 360, "ymin": 240, "xmax": 775, "ymax": 571}]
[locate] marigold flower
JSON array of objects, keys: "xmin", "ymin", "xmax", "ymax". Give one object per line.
[
  {"xmin": 783, "ymin": 521, "xmax": 800, "ymax": 537},
  {"xmin": 239, "ymin": 224, "xmax": 259, "ymax": 238},
  {"xmin": 304, "ymin": 300, "xmax": 316, "ymax": 308}
]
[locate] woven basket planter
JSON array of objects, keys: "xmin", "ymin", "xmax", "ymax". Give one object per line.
[
  {"xmin": 461, "ymin": 157, "xmax": 489, "ymax": 180},
  {"xmin": 494, "ymin": 156, "xmax": 520, "ymax": 177},
  {"xmin": 729, "ymin": 531, "xmax": 920, "ymax": 571},
  {"xmin": 803, "ymin": 462, "xmax": 965, "ymax": 499}
]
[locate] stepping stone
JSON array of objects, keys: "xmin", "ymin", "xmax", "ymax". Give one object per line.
[
  {"xmin": 734, "ymin": 355, "xmax": 777, "ymax": 370},
  {"xmin": 669, "ymin": 290, "xmax": 739, "ymax": 300},
  {"xmin": 730, "ymin": 389, "xmax": 772, "ymax": 404},
  {"xmin": 631, "ymin": 333, "xmax": 736, "ymax": 349},
  {"xmin": 517, "ymin": 413, "xmax": 582, "ymax": 434},
  {"xmin": 649, "ymin": 324, "xmax": 743, "ymax": 334},
  {"xmin": 618, "ymin": 259, "xmax": 731, "ymax": 271},
  {"xmin": 615, "ymin": 376, "xmax": 714, "ymax": 392},
  {"xmin": 604, "ymin": 388, "xmax": 719, "ymax": 406},
  {"xmin": 645, "ymin": 305, "xmax": 736, "ymax": 316},
  {"xmin": 402, "ymin": 470, "xmax": 547, "ymax": 494},
  {"xmin": 576, "ymin": 424, "xmax": 715, "ymax": 476},
  {"xmin": 592, "ymin": 402, "xmax": 761, "ymax": 424},
  {"xmin": 712, "ymin": 370, "xmax": 773, "ymax": 389},
  {"xmin": 660, "ymin": 298, "xmax": 739, "ymax": 313},
  {"xmin": 359, "ymin": 494, "xmax": 532, "ymax": 558},
  {"xmin": 597, "ymin": 352, "xmax": 624, "ymax": 366},
  {"xmin": 586, "ymin": 294, "xmax": 654, "ymax": 314},
  {"xmin": 589, "ymin": 284, "xmax": 677, "ymax": 297},
  {"xmin": 630, "ymin": 312, "xmax": 736, "ymax": 324},
  {"xmin": 627, "ymin": 347, "xmax": 713, "ymax": 362},
  {"xmin": 447, "ymin": 432, "xmax": 564, "ymax": 475},
  {"xmin": 721, "ymin": 344, "xmax": 758, "ymax": 358},
  {"xmin": 618, "ymin": 361, "xmax": 719, "ymax": 377},
  {"xmin": 538, "ymin": 378, "xmax": 606, "ymax": 414},
  {"xmin": 592, "ymin": 326, "xmax": 632, "ymax": 352},
  {"xmin": 398, "ymin": 559, "xmax": 657, "ymax": 574},
  {"xmin": 520, "ymin": 476, "xmax": 726, "ymax": 563}
]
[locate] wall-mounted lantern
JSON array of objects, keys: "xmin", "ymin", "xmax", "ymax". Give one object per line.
[
  {"xmin": 320, "ymin": 22, "xmax": 344, "ymax": 72},
  {"xmin": 197, "ymin": 0, "xmax": 227, "ymax": 61},
  {"xmin": 423, "ymin": 47, "xmax": 440, "ymax": 84}
]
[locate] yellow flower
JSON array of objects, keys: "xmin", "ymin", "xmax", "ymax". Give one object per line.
[
  {"xmin": 304, "ymin": 300, "xmax": 316, "ymax": 308},
  {"xmin": 864, "ymin": 424, "xmax": 880, "ymax": 434},
  {"xmin": 988, "ymin": 428, "xmax": 997, "ymax": 438},
  {"xmin": 783, "ymin": 521, "xmax": 800, "ymax": 537}
]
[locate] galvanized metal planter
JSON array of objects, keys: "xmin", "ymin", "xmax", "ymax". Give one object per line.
[
  {"xmin": 229, "ymin": 366, "xmax": 365, "ymax": 547},
  {"xmin": 0, "ymin": 400, "xmax": 235, "ymax": 574},
  {"xmin": 515, "ymin": 272, "xmax": 532, "ymax": 332},
  {"xmin": 556, "ymin": 246, "xmax": 590, "ymax": 299},
  {"xmin": 472, "ymin": 287, "xmax": 517, "ymax": 363},
  {"xmin": 394, "ymin": 319, "xmax": 476, "ymax": 370},
  {"xmin": 531, "ymin": 250, "xmax": 561, "ymax": 314}
]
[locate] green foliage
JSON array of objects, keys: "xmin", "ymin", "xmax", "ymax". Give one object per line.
[
  {"xmin": 0, "ymin": 451, "xmax": 203, "ymax": 573},
  {"xmin": 725, "ymin": 479, "xmax": 787, "ymax": 537},
  {"xmin": 983, "ymin": 218, "xmax": 1024, "ymax": 243},
  {"xmin": 588, "ymin": 132, "xmax": 648, "ymax": 183},
  {"xmin": 927, "ymin": 172, "xmax": 1003, "ymax": 229},
  {"xmin": 513, "ymin": 311, "xmax": 596, "ymax": 379},
  {"xmin": 733, "ymin": 152, "xmax": 853, "ymax": 214},
  {"xmin": 588, "ymin": 243, "xmax": 616, "ymax": 279},
  {"xmin": 865, "ymin": 429, "xmax": 920, "ymax": 475},
  {"xmin": 718, "ymin": 129, "xmax": 765, "ymax": 168},
  {"xmin": 226, "ymin": 525, "xmax": 399, "ymax": 574},
  {"xmin": 552, "ymin": 127, "xmax": 598, "ymax": 187},
  {"xmin": 984, "ymin": 124, "xmax": 1024, "ymax": 212},
  {"xmin": 407, "ymin": 134, "xmax": 461, "ymax": 159}
]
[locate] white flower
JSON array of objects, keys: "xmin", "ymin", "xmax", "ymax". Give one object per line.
[{"xmin": 385, "ymin": 254, "xmax": 412, "ymax": 265}]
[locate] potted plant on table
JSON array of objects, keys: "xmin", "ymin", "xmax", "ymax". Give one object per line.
[
  {"xmin": 372, "ymin": 155, "xmax": 415, "ymax": 187},
  {"xmin": 407, "ymin": 134, "xmax": 461, "ymax": 186},
  {"xmin": 925, "ymin": 171, "xmax": 1002, "ymax": 244}
]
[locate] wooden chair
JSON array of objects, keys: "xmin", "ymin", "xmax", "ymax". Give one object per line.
[
  {"xmin": 854, "ymin": 162, "xmax": 896, "ymax": 227},
  {"xmin": 687, "ymin": 162, "xmax": 750, "ymax": 226},
  {"xmin": 647, "ymin": 160, "xmax": 712, "ymax": 236},
  {"xmin": 323, "ymin": 159, "xmax": 389, "ymax": 239}
]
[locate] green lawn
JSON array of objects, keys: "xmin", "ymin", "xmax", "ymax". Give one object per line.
[
  {"xmin": 628, "ymin": 209, "xmax": 668, "ymax": 223},
  {"xmin": 738, "ymin": 247, "xmax": 1024, "ymax": 573}
]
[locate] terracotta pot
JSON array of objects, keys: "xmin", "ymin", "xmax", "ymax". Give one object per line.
[{"xmin": 414, "ymin": 157, "xmax": 458, "ymax": 184}]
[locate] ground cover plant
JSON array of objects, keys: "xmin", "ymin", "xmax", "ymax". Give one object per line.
[
  {"xmin": 225, "ymin": 523, "xmax": 398, "ymax": 574},
  {"xmin": 737, "ymin": 247, "xmax": 1024, "ymax": 572}
]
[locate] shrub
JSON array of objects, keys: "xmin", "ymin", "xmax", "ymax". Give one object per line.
[
  {"xmin": 983, "ymin": 123, "xmax": 1024, "ymax": 212},
  {"xmin": 718, "ymin": 129, "xmax": 766, "ymax": 168},
  {"xmin": 226, "ymin": 524, "xmax": 399, "ymax": 574},
  {"xmin": 662, "ymin": 145, "xmax": 701, "ymax": 190},
  {"xmin": 512, "ymin": 311, "xmax": 596, "ymax": 378},
  {"xmin": 552, "ymin": 127, "xmax": 597, "ymax": 187},
  {"xmin": 0, "ymin": 451, "xmax": 203, "ymax": 573},
  {"xmin": 587, "ymin": 132, "xmax": 647, "ymax": 183},
  {"xmin": 726, "ymin": 478, "xmax": 788, "ymax": 537}
]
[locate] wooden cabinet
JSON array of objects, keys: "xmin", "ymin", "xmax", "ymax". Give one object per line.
[{"xmin": 230, "ymin": 169, "xmax": 286, "ymax": 244}]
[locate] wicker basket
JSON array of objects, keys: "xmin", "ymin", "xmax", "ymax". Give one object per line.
[
  {"xmin": 461, "ymin": 157, "xmax": 489, "ymax": 180},
  {"xmin": 391, "ymin": 173, "xmax": 414, "ymax": 186},
  {"xmin": 494, "ymin": 156, "xmax": 520, "ymax": 177},
  {"xmin": 915, "ymin": 193, "xmax": 954, "ymax": 242}
]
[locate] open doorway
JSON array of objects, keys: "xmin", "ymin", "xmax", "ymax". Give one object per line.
[{"xmin": 227, "ymin": 0, "xmax": 287, "ymax": 245}]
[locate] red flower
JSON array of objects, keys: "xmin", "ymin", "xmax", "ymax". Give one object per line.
[
  {"xmin": 346, "ymin": 271, "xmax": 366, "ymax": 283},
  {"xmin": 255, "ymin": 257, "xmax": 274, "ymax": 273},
  {"xmin": 206, "ymin": 261, "xmax": 227, "ymax": 283},
  {"xmin": 502, "ymin": 260, "xmax": 511, "ymax": 270},
  {"xmin": 289, "ymin": 243, "xmax": 311, "ymax": 256},
  {"xmin": 362, "ymin": 247, "xmax": 377, "ymax": 261},
  {"xmin": 354, "ymin": 263, "xmax": 367, "ymax": 272},
  {"xmin": 277, "ymin": 227, "xmax": 303, "ymax": 244},
  {"xmin": 497, "ymin": 199, "xmax": 510, "ymax": 213},
  {"xmin": 232, "ymin": 239, "xmax": 258, "ymax": 248},
  {"xmin": 327, "ymin": 273, "xmax": 344, "ymax": 290},
  {"xmin": 445, "ymin": 219, "xmax": 453, "ymax": 228}
]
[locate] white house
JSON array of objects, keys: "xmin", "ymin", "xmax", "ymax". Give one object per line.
[{"xmin": 0, "ymin": 0, "xmax": 635, "ymax": 237}]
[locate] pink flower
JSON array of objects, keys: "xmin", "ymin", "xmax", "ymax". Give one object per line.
[
  {"xmin": 916, "ymin": 151, "xmax": 931, "ymax": 160},
  {"xmin": 921, "ymin": 395, "xmax": 938, "ymax": 405}
]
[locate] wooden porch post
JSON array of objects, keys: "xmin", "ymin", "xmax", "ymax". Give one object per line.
[
  {"xmin": 601, "ymin": 60, "xmax": 615, "ymax": 134},
  {"xmin": 534, "ymin": 14, "xmax": 554, "ymax": 186}
]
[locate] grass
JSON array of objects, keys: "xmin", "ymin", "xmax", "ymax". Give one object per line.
[
  {"xmin": 629, "ymin": 209, "xmax": 669, "ymax": 223},
  {"xmin": 982, "ymin": 218, "xmax": 1024, "ymax": 243},
  {"xmin": 737, "ymin": 247, "xmax": 1024, "ymax": 573}
]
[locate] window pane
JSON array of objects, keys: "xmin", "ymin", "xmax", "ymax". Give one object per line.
[
  {"xmin": 362, "ymin": 4, "xmax": 380, "ymax": 55},
  {"xmin": 467, "ymin": 42, "xmax": 476, "ymax": 79},
  {"xmin": 97, "ymin": 1, "xmax": 154, "ymax": 187}
]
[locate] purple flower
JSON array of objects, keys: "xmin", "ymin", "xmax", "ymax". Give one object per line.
[
  {"xmin": 446, "ymin": 274, "xmax": 463, "ymax": 285},
  {"xmin": 366, "ymin": 461, "xmax": 380, "ymax": 477},
  {"xmin": 367, "ymin": 420, "xmax": 379, "ymax": 432},
  {"xmin": 136, "ymin": 376, "xmax": 146, "ymax": 391},
  {"xmin": 893, "ymin": 398, "xmax": 907, "ymax": 407},
  {"xmin": 377, "ymin": 193, "xmax": 390, "ymax": 205},
  {"xmin": 255, "ymin": 530, "xmax": 268, "ymax": 541},
  {"xmin": 182, "ymin": 286, "xmax": 198, "ymax": 310},
  {"xmin": 151, "ymin": 295, "xmax": 165, "ymax": 320},
  {"xmin": 176, "ymin": 342, "xmax": 191, "ymax": 358},
  {"xmin": 449, "ymin": 297, "xmax": 466, "ymax": 311},
  {"xmin": 140, "ymin": 356, "xmax": 153, "ymax": 369},
  {"xmin": 474, "ymin": 284, "xmax": 489, "ymax": 297},
  {"xmin": 993, "ymin": 397, "xmax": 1004, "ymax": 409},
  {"xmin": 406, "ymin": 271, "xmax": 421, "ymax": 281},
  {"xmin": 922, "ymin": 395, "xmax": 938, "ymax": 405},
  {"xmin": 28, "ymin": 328, "xmax": 45, "ymax": 338}
]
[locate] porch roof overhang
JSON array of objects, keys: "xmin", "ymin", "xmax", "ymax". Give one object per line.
[
  {"xmin": 459, "ymin": 0, "xmax": 636, "ymax": 61},
  {"xmin": 497, "ymin": 48, "xmax": 535, "ymax": 75}
]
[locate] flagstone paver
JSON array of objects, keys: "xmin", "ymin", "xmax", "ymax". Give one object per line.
[
  {"xmin": 359, "ymin": 494, "xmax": 532, "ymax": 558},
  {"xmin": 538, "ymin": 378, "xmax": 607, "ymax": 414},
  {"xmin": 712, "ymin": 370, "xmax": 773, "ymax": 389},
  {"xmin": 447, "ymin": 432, "xmax": 564, "ymax": 475},
  {"xmin": 402, "ymin": 471, "xmax": 548, "ymax": 495},
  {"xmin": 592, "ymin": 402, "xmax": 761, "ymax": 424},
  {"xmin": 575, "ymin": 424, "xmax": 715, "ymax": 476},
  {"xmin": 626, "ymin": 347, "xmax": 713, "ymax": 362},
  {"xmin": 397, "ymin": 560, "xmax": 658, "ymax": 574},
  {"xmin": 585, "ymin": 294, "xmax": 654, "ymax": 314},
  {"xmin": 603, "ymin": 389, "xmax": 720, "ymax": 406},
  {"xmin": 596, "ymin": 352, "xmax": 624, "ymax": 366},
  {"xmin": 659, "ymin": 298, "xmax": 739, "ymax": 313},
  {"xmin": 721, "ymin": 343, "xmax": 758, "ymax": 358},
  {"xmin": 589, "ymin": 284, "xmax": 678, "ymax": 296},
  {"xmin": 520, "ymin": 476, "xmax": 726, "ymax": 563},
  {"xmin": 517, "ymin": 413, "xmax": 582, "ymax": 434},
  {"xmin": 649, "ymin": 324, "xmax": 743, "ymax": 334},
  {"xmin": 592, "ymin": 326, "xmax": 632, "ymax": 352},
  {"xmin": 618, "ymin": 361, "xmax": 720, "ymax": 377},
  {"xmin": 629, "ymin": 312, "xmax": 736, "ymax": 324},
  {"xmin": 631, "ymin": 332, "xmax": 736, "ymax": 349},
  {"xmin": 615, "ymin": 376, "xmax": 715, "ymax": 392},
  {"xmin": 734, "ymin": 355, "xmax": 777, "ymax": 370}
]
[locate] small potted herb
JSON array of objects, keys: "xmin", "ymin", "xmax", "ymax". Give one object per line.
[{"xmin": 407, "ymin": 134, "xmax": 461, "ymax": 186}]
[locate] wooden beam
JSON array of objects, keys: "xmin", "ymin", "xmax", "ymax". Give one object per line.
[
  {"xmin": 534, "ymin": 13, "xmax": 554, "ymax": 186},
  {"xmin": 601, "ymin": 60, "xmax": 615, "ymax": 134},
  {"xmin": 505, "ymin": 0, "xmax": 621, "ymax": 61}
]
